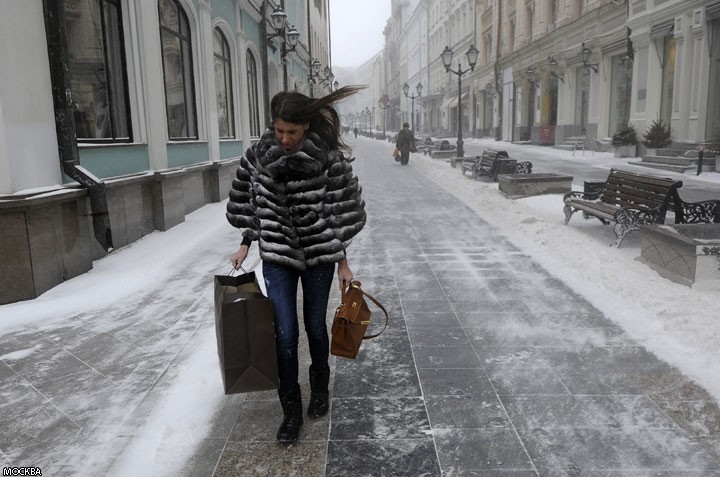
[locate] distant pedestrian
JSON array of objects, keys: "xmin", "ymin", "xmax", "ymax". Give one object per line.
[
  {"xmin": 353, "ymin": 126, "xmax": 358, "ymax": 138},
  {"xmin": 395, "ymin": 122, "xmax": 415, "ymax": 166},
  {"xmin": 226, "ymin": 86, "xmax": 367, "ymax": 444}
]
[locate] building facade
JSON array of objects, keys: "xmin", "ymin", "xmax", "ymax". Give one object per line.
[
  {"xmin": 0, "ymin": 0, "xmax": 332, "ymax": 304},
  {"xmin": 379, "ymin": 0, "xmax": 720, "ymax": 149}
]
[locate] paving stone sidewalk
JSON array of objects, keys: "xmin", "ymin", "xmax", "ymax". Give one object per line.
[
  {"xmin": 1, "ymin": 137, "xmax": 719, "ymax": 476},
  {"xmin": 207, "ymin": 139, "xmax": 720, "ymax": 476}
]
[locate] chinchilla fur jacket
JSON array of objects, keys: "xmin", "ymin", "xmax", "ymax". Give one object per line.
[{"xmin": 226, "ymin": 129, "xmax": 366, "ymax": 270}]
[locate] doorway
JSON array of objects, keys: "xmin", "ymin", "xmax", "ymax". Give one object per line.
[
  {"xmin": 575, "ymin": 68, "xmax": 590, "ymax": 136},
  {"xmin": 659, "ymin": 36, "xmax": 676, "ymax": 125},
  {"xmin": 525, "ymin": 81, "xmax": 536, "ymax": 141},
  {"xmin": 707, "ymin": 19, "xmax": 720, "ymax": 142},
  {"xmin": 609, "ymin": 54, "xmax": 632, "ymax": 136}
]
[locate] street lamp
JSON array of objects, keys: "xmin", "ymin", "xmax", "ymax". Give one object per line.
[
  {"xmin": 403, "ymin": 82, "xmax": 423, "ymax": 134},
  {"xmin": 317, "ymin": 65, "xmax": 336, "ymax": 92},
  {"xmin": 378, "ymin": 94, "xmax": 390, "ymax": 139},
  {"xmin": 270, "ymin": 6, "xmax": 287, "ymax": 31},
  {"xmin": 266, "ymin": 6, "xmax": 299, "ymax": 90},
  {"xmin": 580, "ymin": 44, "xmax": 598, "ymax": 73},
  {"xmin": 484, "ymin": 82, "xmax": 496, "ymax": 98},
  {"xmin": 306, "ymin": 58, "xmax": 322, "ymax": 97},
  {"xmin": 364, "ymin": 106, "xmax": 371, "ymax": 132},
  {"xmin": 548, "ymin": 56, "xmax": 565, "ymax": 83},
  {"xmin": 440, "ymin": 44, "xmax": 479, "ymax": 158},
  {"xmin": 526, "ymin": 67, "xmax": 539, "ymax": 89}
]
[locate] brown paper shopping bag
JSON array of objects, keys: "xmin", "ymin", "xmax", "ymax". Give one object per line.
[{"xmin": 214, "ymin": 271, "xmax": 278, "ymax": 394}]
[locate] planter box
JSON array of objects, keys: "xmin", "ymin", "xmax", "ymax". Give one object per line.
[
  {"xmin": 498, "ymin": 173, "xmax": 573, "ymax": 199},
  {"xmin": 430, "ymin": 150, "xmax": 459, "ymax": 159},
  {"xmin": 613, "ymin": 144, "xmax": 637, "ymax": 158},
  {"xmin": 639, "ymin": 223, "xmax": 720, "ymax": 287}
]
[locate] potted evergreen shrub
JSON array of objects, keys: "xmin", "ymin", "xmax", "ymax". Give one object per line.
[
  {"xmin": 642, "ymin": 119, "xmax": 672, "ymax": 155},
  {"xmin": 611, "ymin": 123, "xmax": 638, "ymax": 158}
]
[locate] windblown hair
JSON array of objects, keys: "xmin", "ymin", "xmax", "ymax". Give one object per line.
[{"xmin": 270, "ymin": 85, "xmax": 365, "ymax": 153}]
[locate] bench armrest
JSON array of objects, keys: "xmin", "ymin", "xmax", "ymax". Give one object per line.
[
  {"xmin": 514, "ymin": 161, "xmax": 533, "ymax": 174},
  {"xmin": 675, "ymin": 198, "xmax": 720, "ymax": 224},
  {"xmin": 613, "ymin": 206, "xmax": 666, "ymax": 227},
  {"xmin": 563, "ymin": 190, "xmax": 599, "ymax": 203}
]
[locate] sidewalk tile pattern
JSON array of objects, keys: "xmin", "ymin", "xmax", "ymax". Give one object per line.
[{"xmin": 1, "ymin": 140, "xmax": 719, "ymax": 476}]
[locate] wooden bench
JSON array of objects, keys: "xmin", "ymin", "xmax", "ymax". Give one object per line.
[
  {"xmin": 462, "ymin": 149, "xmax": 533, "ymax": 182},
  {"xmin": 563, "ymin": 168, "xmax": 683, "ymax": 247},
  {"xmin": 424, "ymin": 139, "xmax": 455, "ymax": 156}
]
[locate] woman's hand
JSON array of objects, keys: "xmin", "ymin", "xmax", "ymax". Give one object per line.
[
  {"xmin": 337, "ymin": 259, "xmax": 353, "ymax": 290},
  {"xmin": 230, "ymin": 244, "xmax": 249, "ymax": 270}
]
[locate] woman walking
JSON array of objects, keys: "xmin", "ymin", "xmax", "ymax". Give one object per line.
[{"xmin": 226, "ymin": 87, "xmax": 366, "ymax": 443}]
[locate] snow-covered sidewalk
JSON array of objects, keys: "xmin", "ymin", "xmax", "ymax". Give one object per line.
[
  {"xmin": 411, "ymin": 143, "xmax": 720, "ymax": 403},
  {"xmin": 0, "ymin": 137, "xmax": 717, "ymax": 475}
]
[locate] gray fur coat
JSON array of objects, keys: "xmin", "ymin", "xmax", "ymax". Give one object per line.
[{"xmin": 226, "ymin": 129, "xmax": 366, "ymax": 270}]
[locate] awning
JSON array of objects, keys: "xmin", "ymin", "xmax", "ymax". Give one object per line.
[
  {"xmin": 707, "ymin": 2, "xmax": 720, "ymax": 21},
  {"xmin": 649, "ymin": 19, "xmax": 674, "ymax": 39},
  {"xmin": 441, "ymin": 93, "xmax": 471, "ymax": 110},
  {"xmin": 440, "ymin": 96, "xmax": 456, "ymax": 110}
]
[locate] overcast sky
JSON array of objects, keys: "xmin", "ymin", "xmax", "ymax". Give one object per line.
[{"xmin": 330, "ymin": 1, "xmax": 391, "ymax": 68}]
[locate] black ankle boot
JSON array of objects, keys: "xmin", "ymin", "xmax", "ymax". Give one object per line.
[
  {"xmin": 307, "ymin": 366, "xmax": 330, "ymax": 418},
  {"xmin": 277, "ymin": 385, "xmax": 303, "ymax": 443}
]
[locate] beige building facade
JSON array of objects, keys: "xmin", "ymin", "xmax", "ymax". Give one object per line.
[{"xmin": 381, "ymin": 0, "xmax": 720, "ymax": 149}]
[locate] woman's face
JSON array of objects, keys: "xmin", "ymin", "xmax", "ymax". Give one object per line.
[{"xmin": 273, "ymin": 118, "xmax": 309, "ymax": 151}]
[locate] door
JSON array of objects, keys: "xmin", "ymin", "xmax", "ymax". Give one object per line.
[
  {"xmin": 609, "ymin": 54, "xmax": 632, "ymax": 136},
  {"xmin": 659, "ymin": 36, "xmax": 676, "ymax": 125},
  {"xmin": 575, "ymin": 68, "xmax": 590, "ymax": 136},
  {"xmin": 484, "ymin": 92, "xmax": 494, "ymax": 135},
  {"xmin": 707, "ymin": 20, "xmax": 720, "ymax": 142},
  {"xmin": 526, "ymin": 81, "xmax": 536, "ymax": 141}
]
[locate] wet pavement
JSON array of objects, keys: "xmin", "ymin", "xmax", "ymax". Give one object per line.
[{"xmin": 1, "ymin": 136, "xmax": 719, "ymax": 476}]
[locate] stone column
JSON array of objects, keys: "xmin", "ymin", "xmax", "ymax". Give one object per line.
[
  {"xmin": 136, "ymin": 0, "xmax": 168, "ymax": 170},
  {"xmin": 199, "ymin": 0, "xmax": 220, "ymax": 162}
]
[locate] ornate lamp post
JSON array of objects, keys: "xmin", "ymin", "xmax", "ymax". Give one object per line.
[
  {"xmin": 579, "ymin": 44, "xmax": 599, "ymax": 73},
  {"xmin": 317, "ymin": 65, "xmax": 336, "ymax": 92},
  {"xmin": 403, "ymin": 82, "xmax": 423, "ymax": 133},
  {"xmin": 378, "ymin": 94, "xmax": 390, "ymax": 139},
  {"xmin": 306, "ymin": 58, "xmax": 322, "ymax": 97},
  {"xmin": 548, "ymin": 56, "xmax": 565, "ymax": 83},
  {"xmin": 266, "ymin": 6, "xmax": 299, "ymax": 90},
  {"xmin": 440, "ymin": 44, "xmax": 479, "ymax": 158},
  {"xmin": 259, "ymin": 3, "xmax": 300, "ymax": 123}
]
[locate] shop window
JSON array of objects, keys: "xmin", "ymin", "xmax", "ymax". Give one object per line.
[
  {"xmin": 65, "ymin": 0, "xmax": 132, "ymax": 142},
  {"xmin": 213, "ymin": 28, "xmax": 235, "ymax": 139},
  {"xmin": 246, "ymin": 51, "xmax": 261, "ymax": 137},
  {"xmin": 159, "ymin": 0, "xmax": 198, "ymax": 140}
]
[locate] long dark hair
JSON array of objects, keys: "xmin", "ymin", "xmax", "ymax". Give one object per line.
[{"xmin": 270, "ymin": 85, "xmax": 365, "ymax": 153}]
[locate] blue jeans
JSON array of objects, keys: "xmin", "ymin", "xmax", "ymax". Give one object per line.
[{"xmin": 263, "ymin": 261, "xmax": 335, "ymax": 392}]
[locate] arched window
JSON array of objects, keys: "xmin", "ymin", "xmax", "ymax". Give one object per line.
[
  {"xmin": 65, "ymin": 0, "xmax": 131, "ymax": 141},
  {"xmin": 246, "ymin": 51, "xmax": 260, "ymax": 137},
  {"xmin": 213, "ymin": 28, "xmax": 234, "ymax": 138},
  {"xmin": 159, "ymin": 0, "xmax": 197, "ymax": 140}
]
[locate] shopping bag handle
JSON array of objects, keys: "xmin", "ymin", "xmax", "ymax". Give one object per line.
[
  {"xmin": 227, "ymin": 265, "xmax": 248, "ymax": 276},
  {"xmin": 341, "ymin": 280, "xmax": 389, "ymax": 340}
]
